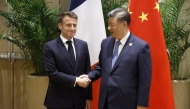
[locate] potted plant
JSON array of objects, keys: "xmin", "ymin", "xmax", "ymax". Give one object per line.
[
  {"xmin": 159, "ymin": 0, "xmax": 190, "ymax": 108},
  {"xmin": 0, "ymin": 0, "xmax": 59, "ymax": 76},
  {"xmin": 160, "ymin": 0, "xmax": 190, "ymax": 80},
  {"xmin": 0, "ymin": 0, "xmax": 59, "ymax": 108}
]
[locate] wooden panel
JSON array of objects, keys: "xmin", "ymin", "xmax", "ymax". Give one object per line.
[
  {"xmin": 0, "ymin": 40, "xmax": 9, "ymax": 53},
  {"xmin": 46, "ymin": 0, "xmax": 59, "ymax": 9},
  {"xmin": 0, "ymin": 0, "xmax": 9, "ymax": 53},
  {"xmin": 13, "ymin": 59, "xmax": 34, "ymax": 109},
  {"xmin": 0, "ymin": 0, "xmax": 8, "ymax": 31},
  {"xmin": 0, "ymin": 1, "xmax": 13, "ymax": 109},
  {"xmin": 178, "ymin": 0, "xmax": 190, "ymax": 79},
  {"xmin": 60, "ymin": 0, "xmax": 70, "ymax": 12},
  {"xmin": 0, "ymin": 59, "xmax": 13, "ymax": 109}
]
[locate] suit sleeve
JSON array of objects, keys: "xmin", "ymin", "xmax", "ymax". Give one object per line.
[
  {"xmin": 137, "ymin": 44, "xmax": 152, "ymax": 106},
  {"xmin": 87, "ymin": 39, "xmax": 104, "ymax": 82},
  {"xmin": 43, "ymin": 43, "xmax": 76, "ymax": 88},
  {"xmin": 84, "ymin": 43, "xmax": 93, "ymax": 100}
]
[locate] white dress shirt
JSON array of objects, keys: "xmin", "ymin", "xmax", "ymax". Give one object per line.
[
  {"xmin": 60, "ymin": 35, "xmax": 76, "ymax": 60},
  {"xmin": 113, "ymin": 30, "xmax": 130, "ymax": 55}
]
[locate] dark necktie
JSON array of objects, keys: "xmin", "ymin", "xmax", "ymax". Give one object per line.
[
  {"xmin": 66, "ymin": 41, "xmax": 76, "ymax": 67},
  {"xmin": 112, "ymin": 41, "xmax": 121, "ymax": 68}
]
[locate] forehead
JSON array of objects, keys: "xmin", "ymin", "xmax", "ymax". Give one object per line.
[
  {"xmin": 108, "ymin": 17, "xmax": 118, "ymax": 23},
  {"xmin": 62, "ymin": 16, "xmax": 77, "ymax": 23}
]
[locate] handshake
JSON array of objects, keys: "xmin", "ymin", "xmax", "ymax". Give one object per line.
[{"xmin": 76, "ymin": 74, "xmax": 91, "ymax": 88}]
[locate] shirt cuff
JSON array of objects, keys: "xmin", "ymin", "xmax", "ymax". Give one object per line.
[{"xmin": 74, "ymin": 77, "xmax": 77, "ymax": 87}]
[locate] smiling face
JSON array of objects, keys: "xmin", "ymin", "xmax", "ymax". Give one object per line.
[
  {"xmin": 108, "ymin": 17, "xmax": 128, "ymax": 40},
  {"xmin": 58, "ymin": 15, "xmax": 77, "ymax": 40}
]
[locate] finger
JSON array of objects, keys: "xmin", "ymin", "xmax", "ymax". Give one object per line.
[
  {"xmin": 78, "ymin": 83, "xmax": 83, "ymax": 87},
  {"xmin": 79, "ymin": 75, "xmax": 84, "ymax": 79},
  {"xmin": 83, "ymin": 83, "xmax": 89, "ymax": 88},
  {"xmin": 81, "ymin": 74, "xmax": 88, "ymax": 78},
  {"xmin": 82, "ymin": 78, "xmax": 91, "ymax": 82}
]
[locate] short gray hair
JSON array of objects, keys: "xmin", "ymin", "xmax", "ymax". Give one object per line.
[{"xmin": 108, "ymin": 8, "xmax": 131, "ymax": 26}]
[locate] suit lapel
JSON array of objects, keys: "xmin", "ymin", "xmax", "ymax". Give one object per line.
[
  {"xmin": 110, "ymin": 34, "xmax": 135, "ymax": 73},
  {"xmin": 107, "ymin": 37, "xmax": 115, "ymax": 72},
  {"xmin": 57, "ymin": 37, "xmax": 75, "ymax": 69},
  {"xmin": 73, "ymin": 38, "xmax": 79, "ymax": 69}
]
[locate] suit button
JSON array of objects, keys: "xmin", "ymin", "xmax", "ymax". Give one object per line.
[{"xmin": 109, "ymin": 74, "xmax": 112, "ymax": 77}]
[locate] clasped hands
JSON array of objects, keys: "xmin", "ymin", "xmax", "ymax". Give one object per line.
[{"xmin": 76, "ymin": 74, "xmax": 91, "ymax": 88}]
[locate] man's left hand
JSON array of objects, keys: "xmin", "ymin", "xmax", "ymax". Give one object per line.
[
  {"xmin": 137, "ymin": 105, "xmax": 146, "ymax": 109},
  {"xmin": 85, "ymin": 100, "xmax": 91, "ymax": 109}
]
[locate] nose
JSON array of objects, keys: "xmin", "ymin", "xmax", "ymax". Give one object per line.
[{"xmin": 71, "ymin": 25, "xmax": 76, "ymax": 30}]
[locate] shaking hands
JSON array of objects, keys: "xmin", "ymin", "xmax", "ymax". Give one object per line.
[{"xmin": 76, "ymin": 74, "xmax": 91, "ymax": 88}]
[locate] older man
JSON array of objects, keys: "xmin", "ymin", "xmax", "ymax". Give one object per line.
[{"xmin": 81, "ymin": 8, "xmax": 152, "ymax": 109}]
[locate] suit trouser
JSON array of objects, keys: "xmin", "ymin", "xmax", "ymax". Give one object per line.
[{"xmin": 103, "ymin": 94, "xmax": 108, "ymax": 109}]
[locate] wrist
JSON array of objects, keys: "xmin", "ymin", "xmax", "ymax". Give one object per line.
[{"xmin": 76, "ymin": 77, "xmax": 80, "ymax": 84}]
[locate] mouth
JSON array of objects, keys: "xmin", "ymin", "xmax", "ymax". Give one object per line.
[
  {"xmin": 110, "ymin": 32, "xmax": 114, "ymax": 35},
  {"xmin": 69, "ymin": 32, "xmax": 76, "ymax": 34}
]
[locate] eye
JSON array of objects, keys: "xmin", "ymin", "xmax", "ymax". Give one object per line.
[
  {"xmin": 66, "ymin": 24, "xmax": 72, "ymax": 27},
  {"xmin": 73, "ymin": 24, "xmax": 77, "ymax": 27},
  {"xmin": 66, "ymin": 24, "xmax": 77, "ymax": 27},
  {"xmin": 108, "ymin": 24, "xmax": 116, "ymax": 27}
]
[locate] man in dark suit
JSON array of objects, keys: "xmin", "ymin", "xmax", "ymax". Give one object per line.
[
  {"xmin": 43, "ymin": 12, "xmax": 92, "ymax": 109},
  {"xmin": 81, "ymin": 8, "xmax": 152, "ymax": 109}
]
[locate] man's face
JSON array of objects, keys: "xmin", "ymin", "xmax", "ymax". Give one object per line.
[
  {"xmin": 108, "ymin": 17, "xmax": 127, "ymax": 40},
  {"xmin": 58, "ymin": 16, "xmax": 77, "ymax": 40}
]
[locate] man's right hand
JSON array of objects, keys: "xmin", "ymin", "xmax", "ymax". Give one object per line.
[{"xmin": 76, "ymin": 75, "xmax": 91, "ymax": 88}]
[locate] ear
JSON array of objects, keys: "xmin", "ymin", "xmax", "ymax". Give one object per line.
[
  {"xmin": 58, "ymin": 23, "xmax": 62, "ymax": 30},
  {"xmin": 123, "ymin": 21, "xmax": 128, "ymax": 27}
]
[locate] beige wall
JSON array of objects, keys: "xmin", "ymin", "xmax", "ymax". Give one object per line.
[
  {"xmin": 178, "ymin": 0, "xmax": 190, "ymax": 79},
  {"xmin": 0, "ymin": 0, "xmax": 8, "ymax": 53},
  {"xmin": 60, "ymin": 0, "xmax": 70, "ymax": 12}
]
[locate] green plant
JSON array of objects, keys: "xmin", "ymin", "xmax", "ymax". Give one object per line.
[
  {"xmin": 160, "ymin": 0, "xmax": 190, "ymax": 79},
  {"xmin": 0, "ymin": 0, "xmax": 59, "ymax": 75},
  {"xmin": 101, "ymin": 0, "xmax": 128, "ymax": 36}
]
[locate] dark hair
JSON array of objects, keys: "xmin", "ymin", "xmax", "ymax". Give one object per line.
[
  {"xmin": 108, "ymin": 8, "xmax": 131, "ymax": 26},
  {"xmin": 58, "ymin": 12, "xmax": 78, "ymax": 24}
]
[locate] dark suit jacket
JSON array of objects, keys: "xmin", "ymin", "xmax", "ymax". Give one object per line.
[
  {"xmin": 88, "ymin": 33, "xmax": 152, "ymax": 109},
  {"xmin": 43, "ymin": 37, "xmax": 92, "ymax": 108}
]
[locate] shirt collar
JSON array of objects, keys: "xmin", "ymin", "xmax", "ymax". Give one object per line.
[
  {"xmin": 60, "ymin": 35, "xmax": 74, "ymax": 44},
  {"xmin": 116, "ymin": 30, "xmax": 130, "ymax": 45}
]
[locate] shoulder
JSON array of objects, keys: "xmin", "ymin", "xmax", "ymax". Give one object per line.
[
  {"xmin": 130, "ymin": 33, "xmax": 150, "ymax": 54},
  {"xmin": 44, "ymin": 37, "xmax": 58, "ymax": 45},
  {"xmin": 74, "ymin": 38, "xmax": 88, "ymax": 48},
  {"xmin": 74, "ymin": 38, "xmax": 87, "ymax": 44},
  {"xmin": 43, "ymin": 38, "xmax": 59, "ymax": 53},
  {"xmin": 101, "ymin": 36, "xmax": 113, "ymax": 44},
  {"xmin": 103, "ymin": 36, "xmax": 112, "ymax": 41},
  {"xmin": 131, "ymin": 33, "xmax": 149, "ymax": 46}
]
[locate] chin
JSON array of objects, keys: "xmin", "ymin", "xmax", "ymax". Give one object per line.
[
  {"xmin": 69, "ymin": 34, "xmax": 75, "ymax": 37},
  {"xmin": 111, "ymin": 35, "xmax": 116, "ymax": 38}
]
